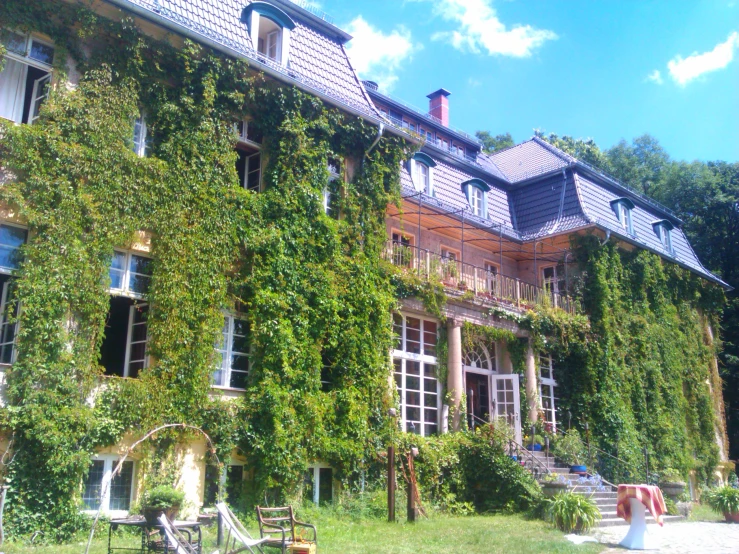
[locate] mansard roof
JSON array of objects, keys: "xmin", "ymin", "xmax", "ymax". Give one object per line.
[{"xmin": 105, "ymin": 0, "xmax": 381, "ymax": 119}]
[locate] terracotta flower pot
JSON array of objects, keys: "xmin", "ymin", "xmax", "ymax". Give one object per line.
[
  {"xmin": 143, "ymin": 505, "xmax": 180, "ymax": 526},
  {"xmin": 724, "ymin": 511, "xmax": 739, "ymax": 523}
]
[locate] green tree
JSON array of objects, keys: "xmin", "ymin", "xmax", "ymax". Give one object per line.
[
  {"xmin": 475, "ymin": 131, "xmax": 514, "ymax": 153},
  {"xmin": 534, "ymin": 131, "xmax": 612, "ymax": 171},
  {"xmin": 606, "ymin": 135, "xmax": 670, "ymax": 197}
]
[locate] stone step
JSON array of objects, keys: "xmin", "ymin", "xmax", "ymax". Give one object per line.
[
  {"xmin": 597, "ymin": 514, "xmax": 684, "ymax": 528},
  {"xmin": 572, "ymin": 491, "xmax": 617, "ymax": 499}
]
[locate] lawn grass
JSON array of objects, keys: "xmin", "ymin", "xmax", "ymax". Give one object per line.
[
  {"xmin": 2, "ymin": 512, "xmax": 605, "ymax": 554},
  {"xmin": 688, "ymin": 502, "xmax": 724, "ymax": 522}
]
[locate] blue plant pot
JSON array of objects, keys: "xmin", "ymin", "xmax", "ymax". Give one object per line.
[
  {"xmin": 508, "ymin": 455, "xmax": 518, "ymax": 461},
  {"xmin": 570, "ymin": 465, "xmax": 587, "ymax": 474},
  {"xmin": 526, "ymin": 443, "xmax": 542, "ymax": 451}
]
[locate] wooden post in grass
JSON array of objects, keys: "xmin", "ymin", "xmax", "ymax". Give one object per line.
[{"xmin": 388, "ymin": 445, "xmax": 395, "ymax": 522}]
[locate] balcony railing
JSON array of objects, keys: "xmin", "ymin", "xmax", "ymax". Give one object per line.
[{"xmin": 384, "ymin": 241, "xmax": 578, "ymax": 314}]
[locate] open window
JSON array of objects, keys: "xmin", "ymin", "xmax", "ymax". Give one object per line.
[
  {"xmin": 99, "ymin": 298, "xmax": 149, "ymax": 378},
  {"xmin": 213, "ymin": 314, "xmax": 249, "ymax": 389},
  {"xmin": 236, "ymin": 150, "xmax": 262, "ymax": 192},
  {"xmin": 0, "ymin": 30, "xmax": 54, "ymax": 124},
  {"xmin": 323, "ymin": 158, "xmax": 342, "ymax": 218},
  {"xmin": 304, "ymin": 465, "xmax": 333, "ymax": 506},
  {"xmin": 132, "ymin": 114, "xmax": 148, "ymax": 157},
  {"xmin": 109, "ymin": 250, "xmax": 152, "ymax": 297},
  {"xmin": 203, "ymin": 462, "xmax": 245, "ymax": 507},
  {"xmin": 0, "ymin": 276, "xmax": 19, "ymax": 366},
  {"xmin": 653, "ymin": 220, "xmax": 674, "ymax": 254},
  {"xmin": 610, "ymin": 198, "xmax": 635, "ymax": 235},
  {"xmin": 462, "ymin": 179, "xmax": 490, "ymax": 219},
  {"xmin": 538, "ymin": 354, "xmax": 558, "ymax": 432},
  {"xmin": 409, "ymin": 152, "xmax": 436, "ymax": 195},
  {"xmin": 235, "ymin": 119, "xmax": 263, "ymax": 146},
  {"xmin": 541, "ymin": 265, "xmax": 567, "ymax": 295},
  {"xmin": 242, "ymin": 2, "xmax": 296, "ymax": 66},
  {"xmin": 390, "ymin": 230, "xmax": 414, "ymax": 269}
]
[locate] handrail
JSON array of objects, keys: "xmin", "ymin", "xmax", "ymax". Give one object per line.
[
  {"xmin": 383, "ymin": 240, "xmax": 578, "ymax": 314},
  {"xmin": 467, "ymin": 414, "xmax": 552, "ymax": 478}
]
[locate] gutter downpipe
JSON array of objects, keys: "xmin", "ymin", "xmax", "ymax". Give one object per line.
[{"xmin": 102, "ymin": 0, "xmax": 393, "ymax": 130}]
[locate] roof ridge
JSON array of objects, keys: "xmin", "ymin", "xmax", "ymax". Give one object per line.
[
  {"xmin": 488, "ymin": 139, "xmax": 533, "ymax": 158},
  {"xmin": 531, "ymin": 135, "xmax": 577, "ymax": 163}
]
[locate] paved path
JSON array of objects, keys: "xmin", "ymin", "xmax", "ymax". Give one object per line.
[{"xmin": 592, "ymin": 521, "xmax": 739, "ymax": 553}]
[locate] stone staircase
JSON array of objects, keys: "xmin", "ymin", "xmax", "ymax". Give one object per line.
[{"xmin": 519, "ymin": 450, "xmax": 685, "ymax": 527}]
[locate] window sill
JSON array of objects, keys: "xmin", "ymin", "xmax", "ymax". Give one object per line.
[
  {"xmin": 210, "ymin": 385, "xmax": 246, "ymax": 393},
  {"xmin": 109, "ymin": 289, "xmax": 146, "ymax": 300}
]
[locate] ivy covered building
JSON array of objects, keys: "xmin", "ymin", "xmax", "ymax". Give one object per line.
[{"xmin": 0, "ymin": 0, "xmax": 731, "ymax": 537}]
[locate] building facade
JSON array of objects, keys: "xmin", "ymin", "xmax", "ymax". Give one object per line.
[{"xmin": 0, "ymin": 0, "xmax": 730, "ymax": 522}]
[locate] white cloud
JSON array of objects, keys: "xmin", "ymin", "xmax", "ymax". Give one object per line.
[
  {"xmin": 667, "ymin": 31, "xmax": 739, "ymax": 86},
  {"xmin": 424, "ymin": 0, "xmax": 557, "ymax": 57},
  {"xmin": 646, "ymin": 69, "xmax": 664, "ymax": 85},
  {"xmin": 345, "ymin": 16, "xmax": 419, "ymax": 92}
]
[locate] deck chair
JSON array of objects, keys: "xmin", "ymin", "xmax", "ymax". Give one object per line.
[
  {"xmin": 158, "ymin": 514, "xmax": 200, "ymax": 554},
  {"xmin": 255, "ymin": 506, "xmax": 317, "ymax": 554},
  {"xmin": 216, "ymin": 502, "xmax": 268, "ymax": 554}
]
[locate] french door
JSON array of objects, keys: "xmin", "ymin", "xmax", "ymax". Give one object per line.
[{"xmin": 491, "ymin": 374, "xmax": 521, "ymax": 444}]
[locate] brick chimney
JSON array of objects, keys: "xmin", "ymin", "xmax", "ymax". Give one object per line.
[{"xmin": 427, "ymin": 88, "xmax": 451, "ymax": 126}]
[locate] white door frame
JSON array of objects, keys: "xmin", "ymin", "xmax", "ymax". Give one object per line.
[{"xmin": 491, "ymin": 374, "xmax": 522, "ymax": 444}]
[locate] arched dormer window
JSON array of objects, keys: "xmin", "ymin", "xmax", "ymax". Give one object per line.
[
  {"xmin": 241, "ymin": 2, "xmax": 296, "ymax": 66},
  {"xmin": 409, "ymin": 152, "xmax": 436, "ymax": 195},
  {"xmin": 610, "ymin": 197, "xmax": 634, "ymax": 235},
  {"xmin": 652, "ymin": 219, "xmax": 674, "ymax": 254},
  {"xmin": 461, "ymin": 179, "xmax": 490, "ymax": 219}
]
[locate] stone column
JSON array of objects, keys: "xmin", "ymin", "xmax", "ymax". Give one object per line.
[
  {"xmin": 524, "ymin": 338, "xmax": 540, "ymax": 424},
  {"xmin": 446, "ymin": 318, "xmax": 464, "ymax": 432}
]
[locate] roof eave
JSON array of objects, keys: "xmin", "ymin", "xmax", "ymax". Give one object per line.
[{"xmin": 101, "ymin": 0, "xmax": 388, "ymax": 130}]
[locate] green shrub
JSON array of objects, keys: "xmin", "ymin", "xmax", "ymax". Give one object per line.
[
  {"xmin": 552, "ymin": 430, "xmax": 587, "ymax": 466},
  {"xmin": 141, "ymin": 485, "xmax": 185, "ymax": 510},
  {"xmin": 544, "ymin": 492, "xmax": 601, "ymax": 533},
  {"xmin": 703, "ymin": 486, "xmax": 739, "ymax": 515}
]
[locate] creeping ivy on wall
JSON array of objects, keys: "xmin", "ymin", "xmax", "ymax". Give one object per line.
[{"xmin": 0, "ymin": 0, "xmax": 410, "ymax": 539}]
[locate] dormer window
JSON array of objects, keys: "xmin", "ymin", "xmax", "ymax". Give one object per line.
[
  {"xmin": 610, "ymin": 198, "xmax": 634, "ymax": 235},
  {"xmin": 409, "ymin": 152, "xmax": 436, "ymax": 195},
  {"xmin": 0, "ymin": 30, "xmax": 54, "ymax": 124},
  {"xmin": 462, "ymin": 179, "xmax": 490, "ymax": 219},
  {"xmin": 652, "ymin": 220, "xmax": 674, "ymax": 254},
  {"xmin": 242, "ymin": 2, "xmax": 296, "ymax": 66}
]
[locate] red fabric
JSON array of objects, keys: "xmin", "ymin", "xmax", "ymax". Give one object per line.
[{"xmin": 616, "ymin": 484, "xmax": 667, "ymax": 526}]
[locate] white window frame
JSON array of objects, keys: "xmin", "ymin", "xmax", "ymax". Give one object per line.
[
  {"xmin": 243, "ymin": 151, "xmax": 262, "ymax": 192},
  {"xmin": 538, "ymin": 354, "xmax": 558, "ymax": 432},
  {"xmin": 657, "ymin": 225, "xmax": 673, "ymax": 253},
  {"xmin": 123, "ymin": 303, "xmax": 149, "ymax": 378},
  {"xmin": 541, "ymin": 265, "xmax": 565, "ymax": 294},
  {"xmin": 0, "ymin": 280, "xmax": 19, "ymax": 367},
  {"xmin": 0, "ymin": 222, "xmax": 28, "ymax": 275},
  {"xmin": 132, "ymin": 114, "xmax": 147, "ymax": 157},
  {"xmin": 0, "ymin": 30, "xmax": 54, "ymax": 124},
  {"xmin": 305, "ymin": 463, "xmax": 333, "ymax": 505},
  {"xmin": 81, "ymin": 455, "xmax": 136, "ymax": 516},
  {"xmin": 412, "ymin": 160, "xmax": 432, "ymax": 195},
  {"xmin": 249, "ymin": 13, "xmax": 291, "ymax": 66},
  {"xmin": 235, "ymin": 119, "xmax": 262, "ymax": 147},
  {"xmin": 213, "ymin": 313, "xmax": 249, "ymax": 390},
  {"xmin": 468, "ymin": 185, "xmax": 485, "ymax": 218},
  {"xmin": 109, "ymin": 249, "xmax": 152, "ymax": 299},
  {"xmin": 392, "ymin": 313, "xmax": 441, "ymax": 437},
  {"xmin": 323, "ymin": 161, "xmax": 341, "ymax": 217}
]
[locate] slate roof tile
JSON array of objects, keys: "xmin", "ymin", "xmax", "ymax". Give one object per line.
[{"xmin": 114, "ymin": 0, "xmax": 379, "ymax": 117}]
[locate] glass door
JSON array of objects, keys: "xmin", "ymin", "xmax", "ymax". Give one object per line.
[{"xmin": 491, "ymin": 374, "xmax": 521, "ymax": 444}]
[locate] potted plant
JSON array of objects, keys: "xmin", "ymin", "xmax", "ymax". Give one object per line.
[
  {"xmin": 141, "ymin": 485, "xmax": 185, "ymax": 526},
  {"xmin": 552, "ymin": 429, "xmax": 588, "ymax": 474},
  {"xmin": 658, "ymin": 468, "xmax": 686, "ymax": 501},
  {"xmin": 545, "ymin": 491, "xmax": 601, "ymax": 533},
  {"xmin": 526, "ymin": 434, "xmax": 544, "ymax": 451},
  {"xmin": 540, "ymin": 473, "xmax": 569, "ymax": 497},
  {"xmin": 704, "ymin": 485, "xmax": 739, "ymax": 523}
]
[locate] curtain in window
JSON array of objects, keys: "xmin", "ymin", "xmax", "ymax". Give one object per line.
[{"xmin": 0, "ymin": 58, "xmax": 27, "ymax": 123}]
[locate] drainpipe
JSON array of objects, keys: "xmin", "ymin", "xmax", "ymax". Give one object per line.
[{"xmin": 366, "ymin": 123, "xmax": 385, "ymax": 157}]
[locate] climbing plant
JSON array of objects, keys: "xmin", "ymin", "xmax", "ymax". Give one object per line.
[{"xmin": 0, "ymin": 0, "xmax": 410, "ymax": 540}]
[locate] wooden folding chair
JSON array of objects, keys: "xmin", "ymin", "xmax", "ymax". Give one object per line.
[
  {"xmin": 158, "ymin": 514, "xmax": 200, "ymax": 554},
  {"xmin": 216, "ymin": 502, "xmax": 268, "ymax": 554}
]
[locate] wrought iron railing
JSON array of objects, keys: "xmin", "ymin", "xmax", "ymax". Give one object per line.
[{"xmin": 384, "ymin": 241, "xmax": 578, "ymax": 314}]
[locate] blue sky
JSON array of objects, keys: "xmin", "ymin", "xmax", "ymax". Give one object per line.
[{"xmin": 319, "ymin": 0, "xmax": 739, "ymax": 162}]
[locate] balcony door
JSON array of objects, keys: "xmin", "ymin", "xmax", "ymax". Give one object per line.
[{"xmin": 491, "ymin": 374, "xmax": 521, "ymax": 444}]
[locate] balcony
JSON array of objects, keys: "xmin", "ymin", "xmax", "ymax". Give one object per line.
[{"xmin": 384, "ymin": 241, "xmax": 578, "ymax": 314}]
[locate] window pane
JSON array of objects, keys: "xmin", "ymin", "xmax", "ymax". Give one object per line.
[
  {"xmin": 405, "ymin": 376, "xmax": 420, "ymax": 391},
  {"xmin": 109, "ymin": 461, "xmax": 134, "ymax": 511},
  {"xmin": 226, "ymin": 465, "xmax": 244, "ymax": 501},
  {"xmin": 406, "ymin": 361, "xmax": 420, "ymax": 375},
  {"xmin": 318, "ymin": 468, "xmax": 332, "ymax": 505},
  {"xmin": 406, "ymin": 407, "xmax": 420, "ymax": 422},
  {"xmin": 0, "ymin": 226, "xmax": 27, "ymax": 270},
  {"xmin": 129, "ymin": 255, "xmax": 152, "ymax": 276},
  {"xmin": 29, "ymin": 41, "xmax": 54, "ymax": 65},
  {"xmin": 423, "ymin": 321, "xmax": 437, "ymax": 356},
  {"xmin": 82, "ymin": 460, "xmax": 105, "ymax": 510},
  {"xmin": 406, "ymin": 391, "xmax": 420, "ymax": 406},
  {"xmin": 230, "ymin": 370, "xmax": 248, "ymax": 390}
]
